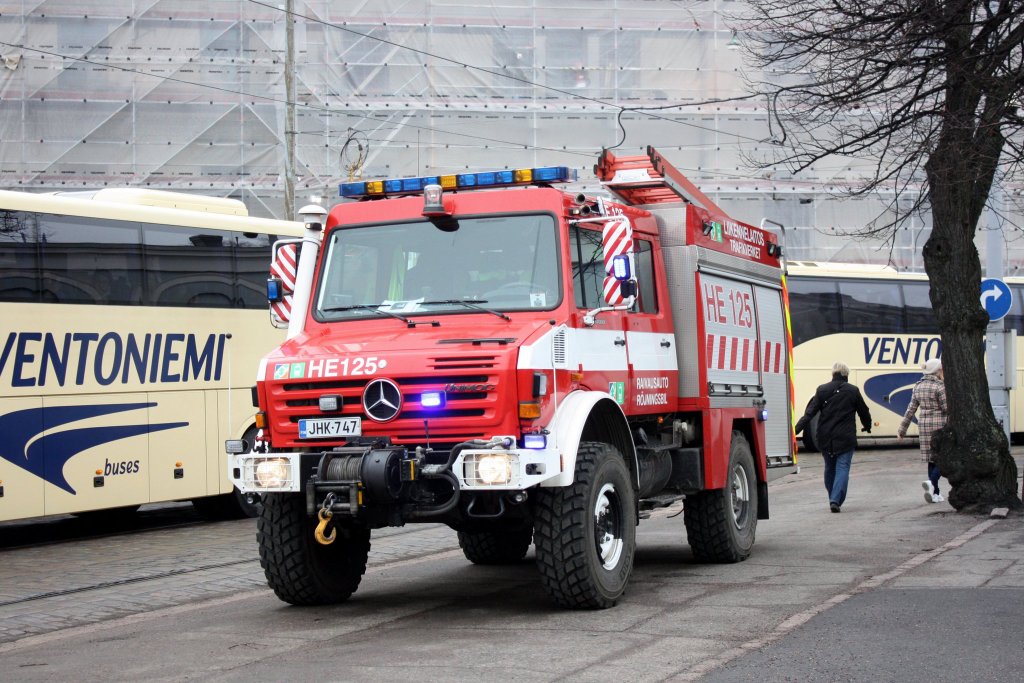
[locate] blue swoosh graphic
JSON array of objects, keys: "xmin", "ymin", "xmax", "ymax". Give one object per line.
[
  {"xmin": 0, "ymin": 403, "xmax": 187, "ymax": 494},
  {"xmin": 863, "ymin": 373, "xmax": 924, "ymax": 421}
]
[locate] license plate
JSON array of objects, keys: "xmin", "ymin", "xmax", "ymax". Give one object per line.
[{"xmin": 298, "ymin": 417, "xmax": 361, "ymax": 439}]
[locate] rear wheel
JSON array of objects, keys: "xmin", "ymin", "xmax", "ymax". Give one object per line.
[
  {"xmin": 533, "ymin": 442, "xmax": 637, "ymax": 609},
  {"xmin": 257, "ymin": 493, "xmax": 370, "ymax": 605},
  {"xmin": 458, "ymin": 525, "xmax": 533, "ymax": 565},
  {"xmin": 684, "ymin": 430, "xmax": 758, "ymax": 563}
]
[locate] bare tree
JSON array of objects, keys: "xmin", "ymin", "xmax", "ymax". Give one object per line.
[{"xmin": 740, "ymin": 0, "xmax": 1023, "ymax": 511}]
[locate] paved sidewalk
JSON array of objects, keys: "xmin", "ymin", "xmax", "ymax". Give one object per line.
[
  {"xmin": 701, "ymin": 516, "xmax": 1024, "ymax": 682},
  {"xmin": 0, "ymin": 521, "xmax": 457, "ymax": 643}
]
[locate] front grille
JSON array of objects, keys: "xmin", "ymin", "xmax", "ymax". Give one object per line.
[{"xmin": 268, "ymin": 361, "xmax": 507, "ymax": 445}]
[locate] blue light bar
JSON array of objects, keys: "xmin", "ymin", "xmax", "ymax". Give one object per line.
[
  {"xmin": 339, "ymin": 166, "xmax": 577, "ymax": 199},
  {"xmin": 421, "ymin": 391, "xmax": 446, "ymax": 409}
]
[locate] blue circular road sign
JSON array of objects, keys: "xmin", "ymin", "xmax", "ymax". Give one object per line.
[{"xmin": 980, "ymin": 278, "xmax": 1013, "ymax": 321}]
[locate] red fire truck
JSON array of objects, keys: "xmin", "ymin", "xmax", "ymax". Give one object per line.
[{"xmin": 227, "ymin": 146, "xmax": 796, "ymax": 609}]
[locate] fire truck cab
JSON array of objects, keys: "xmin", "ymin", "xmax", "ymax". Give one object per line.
[{"xmin": 228, "ymin": 146, "xmax": 796, "ymax": 609}]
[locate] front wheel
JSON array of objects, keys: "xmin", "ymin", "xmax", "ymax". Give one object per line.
[
  {"xmin": 533, "ymin": 442, "xmax": 637, "ymax": 609},
  {"xmin": 257, "ymin": 493, "xmax": 370, "ymax": 605},
  {"xmin": 684, "ymin": 430, "xmax": 758, "ymax": 563}
]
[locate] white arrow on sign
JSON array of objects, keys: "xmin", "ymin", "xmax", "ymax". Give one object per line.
[{"xmin": 981, "ymin": 285, "xmax": 1004, "ymax": 305}]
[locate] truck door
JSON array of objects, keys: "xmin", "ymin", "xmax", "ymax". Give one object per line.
[{"xmin": 623, "ymin": 237, "xmax": 678, "ymax": 412}]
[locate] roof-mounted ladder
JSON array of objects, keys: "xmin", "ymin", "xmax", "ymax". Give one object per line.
[{"xmin": 594, "ymin": 145, "xmax": 727, "ymax": 216}]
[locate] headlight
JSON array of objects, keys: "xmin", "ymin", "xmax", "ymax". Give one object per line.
[
  {"xmin": 255, "ymin": 458, "xmax": 290, "ymax": 488},
  {"xmin": 476, "ymin": 454, "xmax": 513, "ymax": 485}
]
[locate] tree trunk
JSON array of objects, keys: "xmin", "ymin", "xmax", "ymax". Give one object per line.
[{"xmin": 925, "ymin": 143, "xmax": 1023, "ymax": 513}]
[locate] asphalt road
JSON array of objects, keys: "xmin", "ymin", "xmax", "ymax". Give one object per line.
[{"xmin": 1, "ymin": 446, "xmax": 1021, "ymax": 682}]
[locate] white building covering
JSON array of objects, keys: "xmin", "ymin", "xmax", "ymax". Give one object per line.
[{"xmin": 1, "ymin": 1, "xmax": 1021, "ymax": 270}]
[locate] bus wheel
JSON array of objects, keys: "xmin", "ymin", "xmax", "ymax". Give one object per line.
[
  {"xmin": 191, "ymin": 488, "xmax": 262, "ymax": 520},
  {"xmin": 802, "ymin": 415, "xmax": 820, "ymax": 452},
  {"xmin": 257, "ymin": 493, "xmax": 370, "ymax": 606},
  {"xmin": 684, "ymin": 430, "xmax": 757, "ymax": 563},
  {"xmin": 458, "ymin": 524, "xmax": 533, "ymax": 565},
  {"xmin": 533, "ymin": 442, "xmax": 637, "ymax": 609}
]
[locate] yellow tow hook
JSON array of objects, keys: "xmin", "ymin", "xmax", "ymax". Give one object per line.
[{"xmin": 314, "ymin": 493, "xmax": 337, "ymax": 545}]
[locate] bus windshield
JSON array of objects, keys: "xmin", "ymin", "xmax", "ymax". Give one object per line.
[{"xmin": 315, "ymin": 214, "xmax": 561, "ymax": 319}]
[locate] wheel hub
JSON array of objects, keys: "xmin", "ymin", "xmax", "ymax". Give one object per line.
[
  {"xmin": 731, "ymin": 463, "xmax": 750, "ymax": 530},
  {"xmin": 594, "ymin": 482, "xmax": 624, "ymax": 570}
]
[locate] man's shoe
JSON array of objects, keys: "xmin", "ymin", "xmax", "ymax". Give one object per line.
[
  {"xmin": 830, "ymin": 502, "xmax": 841, "ymax": 513},
  {"xmin": 934, "ymin": 494, "xmax": 944, "ymax": 503}
]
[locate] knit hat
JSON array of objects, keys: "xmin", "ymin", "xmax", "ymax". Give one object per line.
[{"xmin": 922, "ymin": 358, "xmax": 942, "ymax": 375}]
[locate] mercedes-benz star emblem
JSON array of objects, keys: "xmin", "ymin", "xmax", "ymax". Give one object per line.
[{"xmin": 362, "ymin": 378, "xmax": 402, "ymax": 422}]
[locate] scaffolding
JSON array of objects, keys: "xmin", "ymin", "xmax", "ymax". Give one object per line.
[{"xmin": 0, "ymin": 1, "xmax": 1021, "ymax": 269}]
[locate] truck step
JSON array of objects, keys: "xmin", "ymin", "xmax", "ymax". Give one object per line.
[{"xmin": 638, "ymin": 493, "xmax": 686, "ymax": 518}]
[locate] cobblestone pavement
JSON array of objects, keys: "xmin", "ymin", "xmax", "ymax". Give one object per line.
[{"xmin": 0, "ymin": 520, "xmax": 456, "ymax": 643}]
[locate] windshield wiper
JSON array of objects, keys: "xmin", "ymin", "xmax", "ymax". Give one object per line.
[
  {"xmin": 420, "ymin": 299, "xmax": 511, "ymax": 321},
  {"xmin": 321, "ymin": 304, "xmax": 440, "ymax": 327}
]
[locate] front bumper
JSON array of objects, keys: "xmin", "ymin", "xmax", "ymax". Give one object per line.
[{"xmin": 228, "ymin": 445, "xmax": 562, "ymax": 494}]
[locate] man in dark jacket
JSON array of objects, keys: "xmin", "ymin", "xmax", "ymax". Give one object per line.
[{"xmin": 795, "ymin": 361, "xmax": 872, "ymax": 513}]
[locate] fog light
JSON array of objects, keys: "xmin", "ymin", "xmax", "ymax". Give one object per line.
[
  {"xmin": 255, "ymin": 458, "xmax": 290, "ymax": 488},
  {"xmin": 225, "ymin": 439, "xmax": 246, "ymax": 454},
  {"xmin": 477, "ymin": 454, "xmax": 513, "ymax": 485},
  {"xmin": 421, "ymin": 391, "xmax": 446, "ymax": 408},
  {"xmin": 319, "ymin": 394, "xmax": 339, "ymax": 412},
  {"xmin": 522, "ymin": 433, "xmax": 546, "ymax": 449}
]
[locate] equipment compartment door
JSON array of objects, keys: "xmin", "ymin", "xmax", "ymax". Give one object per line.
[{"xmin": 700, "ymin": 274, "xmax": 760, "ymax": 389}]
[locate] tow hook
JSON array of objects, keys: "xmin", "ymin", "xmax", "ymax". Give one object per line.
[{"xmin": 314, "ymin": 493, "xmax": 337, "ymax": 545}]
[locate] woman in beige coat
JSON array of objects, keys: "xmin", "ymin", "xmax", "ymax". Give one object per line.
[{"xmin": 897, "ymin": 358, "xmax": 948, "ymax": 503}]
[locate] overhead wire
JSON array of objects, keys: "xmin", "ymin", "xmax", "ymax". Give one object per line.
[{"xmin": 245, "ymin": 0, "xmax": 767, "ymax": 145}]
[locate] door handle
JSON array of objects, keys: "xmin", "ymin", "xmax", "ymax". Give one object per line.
[
  {"xmin": 614, "ymin": 338, "xmax": 626, "ymax": 347},
  {"xmin": 660, "ymin": 340, "xmax": 672, "ymax": 348}
]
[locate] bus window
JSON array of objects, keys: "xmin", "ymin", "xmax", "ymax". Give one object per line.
[
  {"xmin": 788, "ymin": 277, "xmax": 842, "ymax": 345},
  {"xmin": 1006, "ymin": 285, "xmax": 1024, "ymax": 335},
  {"xmin": 235, "ymin": 233, "xmax": 277, "ymax": 308},
  {"xmin": 144, "ymin": 225, "xmax": 235, "ymax": 308},
  {"xmin": 902, "ymin": 282, "xmax": 939, "ymax": 334},
  {"xmin": 0, "ymin": 210, "xmax": 40, "ymax": 302},
  {"xmin": 39, "ymin": 214, "xmax": 143, "ymax": 305},
  {"xmin": 838, "ymin": 280, "xmax": 905, "ymax": 334}
]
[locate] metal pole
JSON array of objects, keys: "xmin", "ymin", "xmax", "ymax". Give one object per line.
[
  {"xmin": 284, "ymin": 0, "xmax": 297, "ymax": 219},
  {"xmin": 985, "ymin": 185, "xmax": 1011, "ymax": 443}
]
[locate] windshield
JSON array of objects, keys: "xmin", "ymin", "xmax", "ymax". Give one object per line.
[{"xmin": 315, "ymin": 214, "xmax": 561, "ymax": 320}]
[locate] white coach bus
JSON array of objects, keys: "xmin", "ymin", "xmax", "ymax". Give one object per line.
[
  {"xmin": 787, "ymin": 261, "xmax": 1024, "ymax": 449},
  {"xmin": 0, "ymin": 188, "xmax": 303, "ymax": 522}
]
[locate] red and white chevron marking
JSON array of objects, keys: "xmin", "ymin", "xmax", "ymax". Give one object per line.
[
  {"xmin": 705, "ymin": 334, "xmax": 786, "ymax": 374},
  {"xmin": 270, "ymin": 243, "xmax": 297, "ymax": 321},
  {"xmin": 602, "ymin": 217, "xmax": 633, "ymax": 306}
]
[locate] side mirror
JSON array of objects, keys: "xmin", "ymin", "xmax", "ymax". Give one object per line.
[{"xmin": 600, "ymin": 219, "xmax": 636, "ymax": 308}]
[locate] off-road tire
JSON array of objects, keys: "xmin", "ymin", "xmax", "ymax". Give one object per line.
[
  {"xmin": 457, "ymin": 525, "xmax": 533, "ymax": 565},
  {"xmin": 257, "ymin": 493, "xmax": 370, "ymax": 605},
  {"xmin": 684, "ymin": 430, "xmax": 757, "ymax": 563},
  {"xmin": 533, "ymin": 442, "xmax": 637, "ymax": 609}
]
